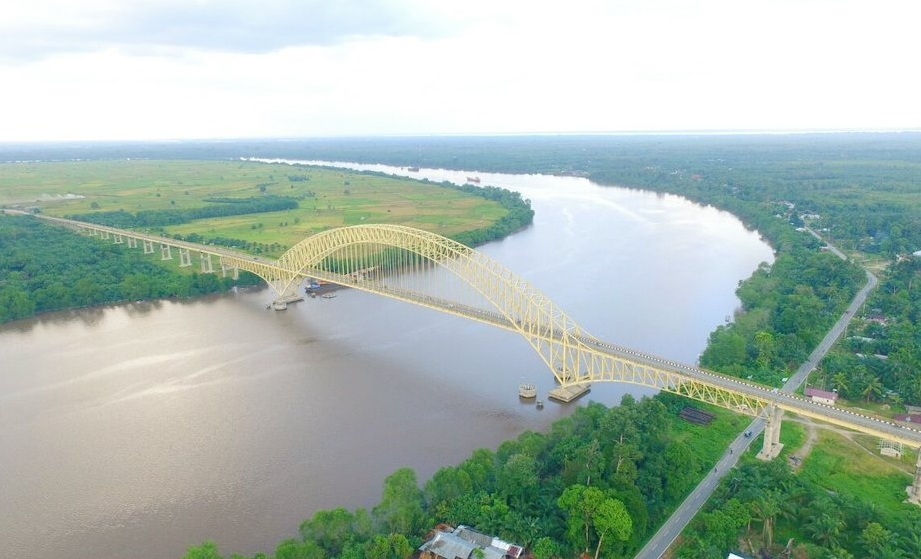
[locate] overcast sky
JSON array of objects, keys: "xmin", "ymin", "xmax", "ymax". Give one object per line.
[{"xmin": 1, "ymin": 0, "xmax": 919, "ymax": 142}]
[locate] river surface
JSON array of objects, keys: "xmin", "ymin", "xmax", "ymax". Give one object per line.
[{"xmin": 0, "ymin": 163, "xmax": 773, "ymax": 559}]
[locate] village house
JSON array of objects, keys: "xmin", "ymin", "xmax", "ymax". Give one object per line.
[
  {"xmin": 418, "ymin": 525, "xmax": 524, "ymax": 559},
  {"xmin": 805, "ymin": 387, "xmax": 838, "ymax": 405}
]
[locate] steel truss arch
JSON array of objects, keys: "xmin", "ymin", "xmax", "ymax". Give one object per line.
[{"xmin": 269, "ymin": 223, "xmax": 594, "ymax": 385}]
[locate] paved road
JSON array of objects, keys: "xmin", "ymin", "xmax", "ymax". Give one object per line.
[{"xmin": 633, "ymin": 236, "xmax": 879, "ymax": 559}]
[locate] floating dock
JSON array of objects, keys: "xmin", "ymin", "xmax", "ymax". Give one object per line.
[{"xmin": 547, "ymin": 384, "xmax": 591, "ymax": 403}]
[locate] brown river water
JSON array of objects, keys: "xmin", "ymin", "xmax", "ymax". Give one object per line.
[{"xmin": 0, "ymin": 164, "xmax": 773, "ymax": 558}]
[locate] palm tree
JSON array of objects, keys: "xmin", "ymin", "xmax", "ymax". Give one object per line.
[
  {"xmin": 749, "ymin": 495, "xmax": 780, "ymax": 549},
  {"xmin": 804, "ymin": 511, "xmax": 845, "ymax": 549},
  {"xmin": 902, "ymin": 531, "xmax": 921, "ymax": 557},
  {"xmin": 831, "ymin": 372, "xmax": 849, "ymax": 396},
  {"xmin": 874, "ymin": 547, "xmax": 907, "ymax": 559},
  {"xmin": 862, "ymin": 377, "xmax": 884, "ymax": 402}
]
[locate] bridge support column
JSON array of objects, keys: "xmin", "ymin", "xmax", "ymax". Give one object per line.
[
  {"xmin": 144, "ymin": 240, "xmax": 155, "ymax": 254},
  {"xmin": 757, "ymin": 405, "xmax": 784, "ymax": 461},
  {"xmin": 127, "ymin": 237, "xmax": 137, "ymax": 248},
  {"xmin": 101, "ymin": 230, "xmax": 110, "ymax": 240},
  {"xmin": 161, "ymin": 244, "xmax": 172, "ymax": 260},
  {"xmin": 200, "ymin": 253, "xmax": 213, "ymax": 273},
  {"xmin": 221, "ymin": 264, "xmax": 239, "ymax": 280},
  {"xmin": 907, "ymin": 450, "xmax": 921, "ymax": 505},
  {"xmin": 113, "ymin": 234, "xmax": 123, "ymax": 244},
  {"xmin": 179, "ymin": 248, "xmax": 192, "ymax": 267}
]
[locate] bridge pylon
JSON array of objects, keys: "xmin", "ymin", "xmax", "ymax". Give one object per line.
[
  {"xmin": 907, "ymin": 451, "xmax": 921, "ymax": 505},
  {"xmin": 756, "ymin": 404, "xmax": 784, "ymax": 461}
]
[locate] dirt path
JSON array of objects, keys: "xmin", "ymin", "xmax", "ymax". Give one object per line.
[
  {"xmin": 787, "ymin": 416, "xmax": 915, "ymax": 475},
  {"xmin": 788, "ymin": 418, "xmax": 818, "ymax": 471}
]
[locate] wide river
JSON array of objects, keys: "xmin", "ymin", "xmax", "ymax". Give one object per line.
[{"xmin": 0, "ymin": 163, "xmax": 773, "ymax": 559}]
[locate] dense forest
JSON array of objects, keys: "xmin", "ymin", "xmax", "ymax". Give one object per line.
[
  {"xmin": 0, "ymin": 214, "xmax": 262, "ymax": 323},
  {"xmin": 181, "ymin": 396, "xmax": 743, "ymax": 559}
]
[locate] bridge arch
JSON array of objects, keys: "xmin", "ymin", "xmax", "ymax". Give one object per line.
[{"xmin": 253, "ymin": 224, "xmax": 598, "ymax": 385}]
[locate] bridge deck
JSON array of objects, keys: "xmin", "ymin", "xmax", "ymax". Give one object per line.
[{"xmin": 12, "ymin": 209, "xmax": 921, "ymax": 449}]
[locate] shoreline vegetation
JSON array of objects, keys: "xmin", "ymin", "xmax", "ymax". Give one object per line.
[{"xmin": 3, "ymin": 134, "xmax": 920, "ymax": 558}]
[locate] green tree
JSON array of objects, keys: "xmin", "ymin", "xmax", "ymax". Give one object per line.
[
  {"xmin": 299, "ymin": 507, "xmax": 354, "ymax": 556},
  {"xmin": 373, "ymin": 467, "xmax": 425, "ymax": 535},
  {"xmin": 531, "ymin": 536, "xmax": 560, "ymax": 559},
  {"xmin": 389, "ymin": 533, "xmax": 414, "ymax": 559},
  {"xmin": 557, "ymin": 484, "xmax": 605, "ymax": 554},
  {"xmin": 273, "ymin": 539, "xmax": 323, "ymax": 559},
  {"xmin": 182, "ymin": 540, "xmax": 224, "ymax": 559},
  {"xmin": 592, "ymin": 497, "xmax": 632, "ymax": 559},
  {"xmin": 496, "ymin": 453, "xmax": 539, "ymax": 509},
  {"xmin": 754, "ymin": 330, "xmax": 776, "ymax": 369},
  {"xmin": 364, "ymin": 535, "xmax": 391, "ymax": 559},
  {"xmin": 859, "ymin": 522, "xmax": 893, "ymax": 558},
  {"xmin": 862, "ymin": 377, "xmax": 884, "ymax": 402},
  {"xmin": 831, "ymin": 372, "xmax": 849, "ymax": 396},
  {"xmin": 804, "ymin": 510, "xmax": 845, "ymax": 549},
  {"xmin": 749, "ymin": 494, "xmax": 779, "ymax": 549}
]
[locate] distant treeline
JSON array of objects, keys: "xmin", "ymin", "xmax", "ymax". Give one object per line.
[
  {"xmin": 66, "ymin": 195, "xmax": 299, "ymax": 228},
  {"xmin": 0, "ymin": 215, "xmax": 260, "ymax": 324}
]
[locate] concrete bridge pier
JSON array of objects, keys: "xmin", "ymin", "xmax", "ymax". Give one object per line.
[
  {"xmin": 200, "ymin": 253, "xmax": 214, "ymax": 273},
  {"xmin": 271, "ymin": 278, "xmax": 304, "ymax": 310},
  {"xmin": 757, "ymin": 404, "xmax": 784, "ymax": 461},
  {"xmin": 179, "ymin": 248, "xmax": 192, "ymax": 267},
  {"xmin": 220, "ymin": 263, "xmax": 239, "ymax": 280},
  {"xmin": 907, "ymin": 450, "xmax": 921, "ymax": 505}
]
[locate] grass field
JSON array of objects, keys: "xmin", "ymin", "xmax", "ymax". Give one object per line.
[
  {"xmin": 669, "ymin": 403, "xmax": 749, "ymax": 466},
  {"xmin": 799, "ymin": 429, "xmax": 913, "ymax": 521},
  {"xmin": 0, "ymin": 159, "xmax": 508, "ymax": 252}
]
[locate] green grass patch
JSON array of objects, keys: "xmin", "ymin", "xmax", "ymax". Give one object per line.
[
  {"xmin": 1, "ymin": 160, "xmax": 509, "ymax": 254},
  {"xmin": 799, "ymin": 429, "xmax": 913, "ymax": 521},
  {"xmin": 778, "ymin": 419, "xmax": 806, "ymax": 457},
  {"xmin": 668, "ymin": 404, "xmax": 749, "ymax": 466}
]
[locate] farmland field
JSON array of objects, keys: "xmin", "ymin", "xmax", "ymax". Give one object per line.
[{"xmin": 0, "ymin": 159, "xmax": 509, "ymax": 253}]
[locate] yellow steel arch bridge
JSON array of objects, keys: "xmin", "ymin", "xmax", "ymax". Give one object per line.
[{"xmin": 15, "ymin": 212, "xmax": 921, "ymax": 465}]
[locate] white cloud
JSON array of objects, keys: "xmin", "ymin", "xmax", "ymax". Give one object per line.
[{"xmin": 1, "ymin": 0, "xmax": 919, "ymax": 141}]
